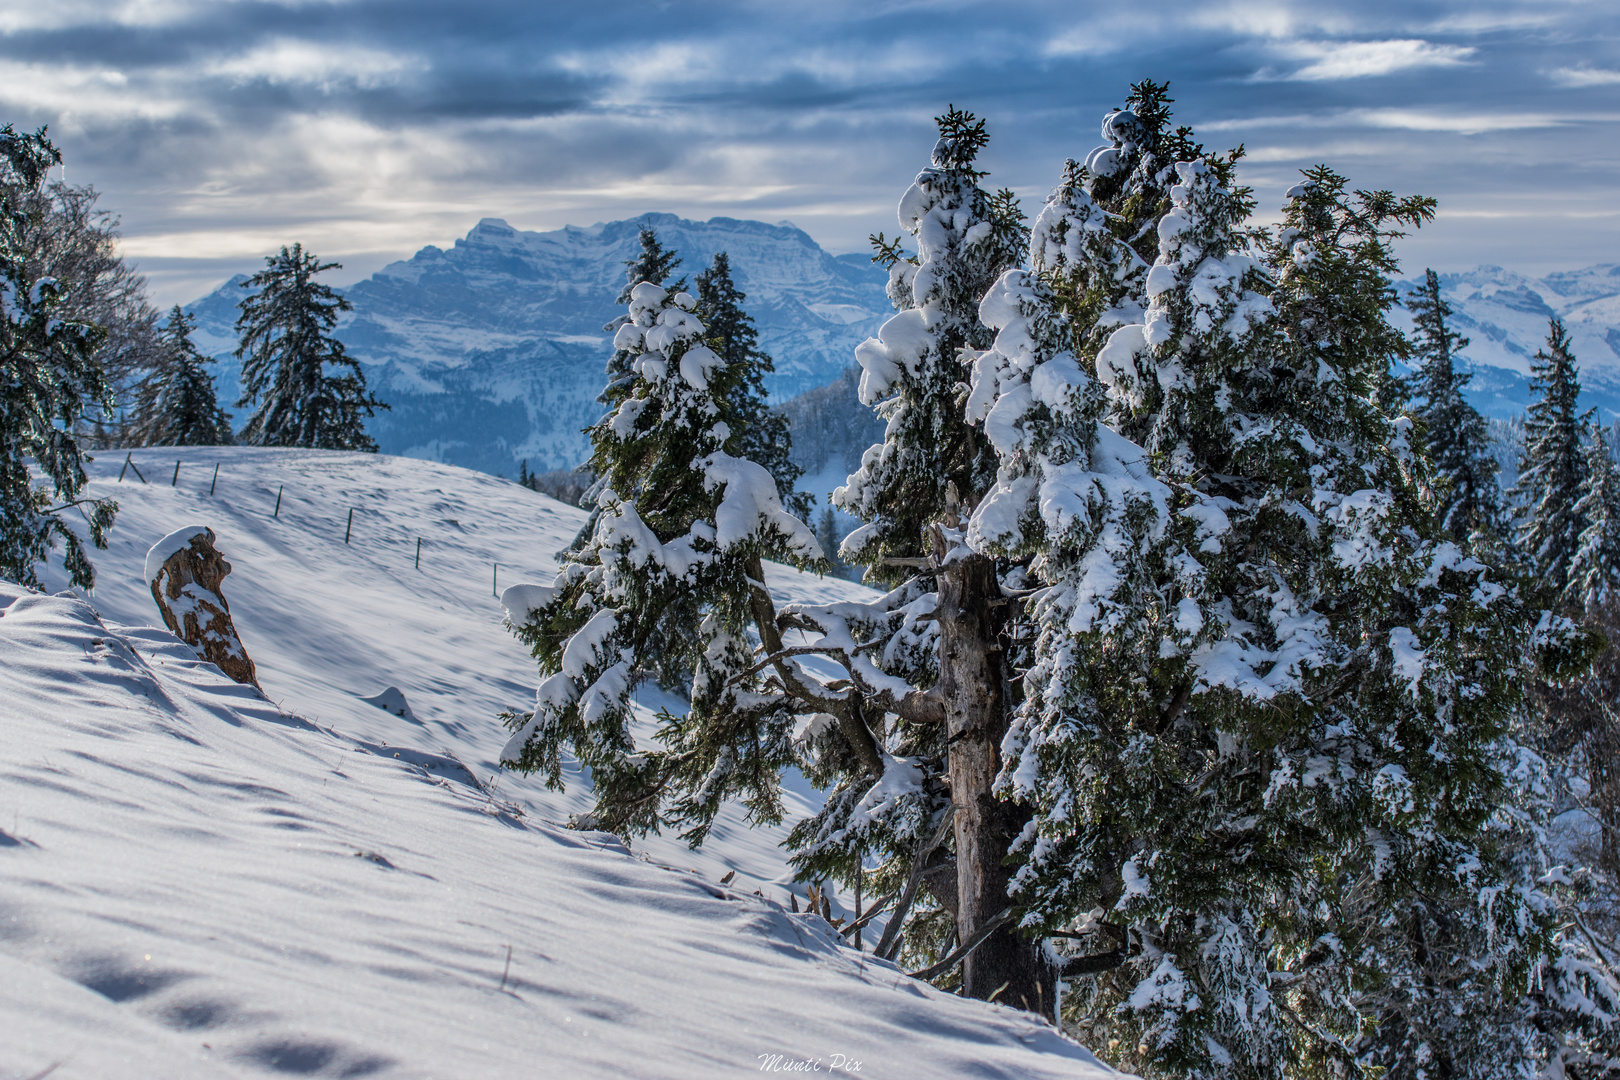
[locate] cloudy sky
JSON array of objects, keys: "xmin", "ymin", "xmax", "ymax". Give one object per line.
[{"xmin": 6, "ymin": 0, "xmax": 1619, "ymax": 304}]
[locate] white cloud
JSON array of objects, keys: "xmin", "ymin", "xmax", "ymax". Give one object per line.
[
  {"xmin": 1206, "ymin": 108, "xmax": 1567, "ymax": 135},
  {"xmin": 0, "ymin": 60, "xmax": 188, "ymax": 124},
  {"xmin": 205, "ymin": 39, "xmax": 423, "ymax": 90},
  {"xmin": 1264, "ymin": 39, "xmax": 1475, "ymax": 81},
  {"xmin": 1549, "ymin": 66, "xmax": 1620, "ymax": 88},
  {"xmin": 1348, "ymin": 107, "xmax": 1563, "ymax": 133}
]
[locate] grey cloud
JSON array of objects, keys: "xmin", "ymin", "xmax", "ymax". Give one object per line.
[{"xmin": 4, "ymin": 0, "xmax": 1616, "ymax": 302}]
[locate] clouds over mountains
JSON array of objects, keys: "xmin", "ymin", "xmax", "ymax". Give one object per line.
[{"xmin": 6, "ymin": 1, "xmax": 1618, "ymax": 302}]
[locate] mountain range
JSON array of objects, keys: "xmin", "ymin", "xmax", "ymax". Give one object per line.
[
  {"xmin": 1391, "ymin": 264, "xmax": 1620, "ymax": 421},
  {"xmin": 183, "ymin": 216, "xmax": 1620, "ymax": 480},
  {"xmin": 184, "ymin": 214, "xmax": 892, "ymax": 478}
]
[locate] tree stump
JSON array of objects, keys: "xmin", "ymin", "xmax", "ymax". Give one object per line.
[{"xmin": 147, "ymin": 526, "xmax": 260, "ymax": 689}]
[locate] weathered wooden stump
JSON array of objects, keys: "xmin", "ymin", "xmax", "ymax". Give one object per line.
[{"xmin": 146, "ymin": 526, "xmax": 260, "ymax": 689}]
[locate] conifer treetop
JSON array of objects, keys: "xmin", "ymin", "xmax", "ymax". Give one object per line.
[
  {"xmin": 234, "ymin": 243, "xmax": 386, "ymax": 451},
  {"xmin": 615, "ymin": 226, "xmax": 685, "ymax": 306},
  {"xmin": 1408, "ymin": 268, "xmax": 1500, "ymax": 542},
  {"xmin": 1511, "ymin": 317, "xmax": 1588, "ymax": 595}
]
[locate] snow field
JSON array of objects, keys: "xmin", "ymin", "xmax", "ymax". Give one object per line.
[{"xmin": 5, "ymin": 447, "xmax": 1118, "ymax": 1079}]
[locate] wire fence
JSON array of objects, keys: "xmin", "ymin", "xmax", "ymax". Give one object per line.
[{"xmin": 110, "ymin": 451, "xmax": 558, "ymax": 608}]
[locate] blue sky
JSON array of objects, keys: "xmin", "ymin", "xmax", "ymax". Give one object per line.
[{"xmin": 6, "ymin": 0, "xmax": 1618, "ymax": 304}]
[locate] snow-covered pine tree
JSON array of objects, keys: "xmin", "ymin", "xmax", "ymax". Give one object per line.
[
  {"xmin": 1408, "ymin": 268, "xmax": 1500, "ymax": 542},
  {"xmin": 1511, "ymin": 318, "xmax": 1589, "ymax": 601},
  {"xmin": 695, "ymin": 251, "xmax": 811, "ymax": 520},
  {"xmin": 962, "ymin": 168, "xmax": 1173, "ymax": 1014},
  {"xmin": 234, "ymin": 244, "xmax": 386, "ymax": 450},
  {"xmin": 128, "ymin": 306, "xmax": 231, "ymax": 446},
  {"xmin": 1260, "ymin": 171, "xmax": 1565, "ymax": 1080},
  {"xmin": 500, "ymin": 281, "xmax": 946, "ymax": 861},
  {"xmin": 974, "ymin": 100, "xmax": 1571, "ymax": 1073},
  {"xmin": 834, "ymin": 105, "xmax": 1051, "ymax": 1007},
  {"xmin": 1568, "ymin": 420, "xmax": 1620, "ymax": 610},
  {"xmin": 0, "ymin": 125, "xmax": 116, "ymax": 589}
]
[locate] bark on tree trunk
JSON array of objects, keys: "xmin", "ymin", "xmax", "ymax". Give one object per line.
[{"xmin": 937, "ymin": 551, "xmax": 1052, "ymax": 1014}]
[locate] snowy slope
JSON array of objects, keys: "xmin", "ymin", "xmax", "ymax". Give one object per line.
[
  {"xmin": 1393, "ymin": 264, "xmax": 1620, "ymax": 421},
  {"xmin": 4, "ymin": 446, "xmax": 1117, "ymax": 1078},
  {"xmin": 183, "ymin": 216, "xmax": 892, "ymax": 477},
  {"xmin": 32, "ymin": 446, "xmax": 872, "ymax": 897},
  {"xmin": 0, "ymin": 585, "xmax": 1113, "ymax": 1080}
]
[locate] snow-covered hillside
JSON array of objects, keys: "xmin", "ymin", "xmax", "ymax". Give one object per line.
[
  {"xmin": 183, "ymin": 215, "xmax": 891, "ymax": 477},
  {"xmin": 3, "ymin": 447, "xmax": 1115, "ymax": 1078},
  {"xmin": 1394, "ymin": 264, "xmax": 1620, "ymax": 421},
  {"xmin": 34, "ymin": 446, "xmax": 871, "ymax": 891}
]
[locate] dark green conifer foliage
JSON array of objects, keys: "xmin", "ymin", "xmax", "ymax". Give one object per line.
[
  {"xmin": 1511, "ymin": 318, "xmax": 1588, "ymax": 596},
  {"xmin": 614, "ymin": 226, "xmax": 684, "ymax": 305},
  {"xmin": 130, "ymin": 307, "xmax": 231, "ymax": 446},
  {"xmin": 985, "ymin": 123, "xmax": 1579, "ymax": 1075},
  {"xmin": 1568, "ymin": 421, "xmax": 1620, "ymax": 609},
  {"xmin": 234, "ymin": 244, "xmax": 386, "ymax": 450},
  {"xmin": 694, "ymin": 252, "xmax": 810, "ymax": 519},
  {"xmin": 0, "ymin": 125, "xmax": 115, "ymax": 589},
  {"xmin": 1409, "ymin": 269, "xmax": 1499, "ymax": 541}
]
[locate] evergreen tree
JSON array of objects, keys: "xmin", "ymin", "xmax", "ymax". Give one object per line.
[
  {"xmin": 1510, "ymin": 318, "xmax": 1589, "ymax": 599},
  {"xmin": 0, "ymin": 168, "xmax": 166, "ymax": 450},
  {"xmin": 1408, "ymin": 268, "xmax": 1500, "ymax": 541},
  {"xmin": 503, "ymin": 281, "xmax": 815, "ymax": 830},
  {"xmin": 1567, "ymin": 420, "xmax": 1620, "ymax": 609},
  {"xmin": 503, "ymin": 252, "xmax": 960, "ymax": 1010},
  {"xmin": 836, "ymin": 105, "xmax": 1027, "ymax": 574},
  {"xmin": 970, "ymin": 97, "xmax": 1576, "ymax": 1076},
  {"xmin": 814, "ymin": 506, "xmax": 856, "ymax": 580},
  {"xmin": 234, "ymin": 244, "xmax": 386, "ymax": 450},
  {"xmin": 695, "ymin": 252, "xmax": 811, "ymax": 520},
  {"xmin": 128, "ymin": 307, "xmax": 231, "ymax": 446},
  {"xmin": 0, "ymin": 125, "xmax": 116, "ymax": 589}
]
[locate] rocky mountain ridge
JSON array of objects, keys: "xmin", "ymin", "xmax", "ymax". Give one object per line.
[
  {"xmin": 182, "ymin": 217, "xmax": 1620, "ymax": 479},
  {"xmin": 184, "ymin": 213, "xmax": 892, "ymax": 477}
]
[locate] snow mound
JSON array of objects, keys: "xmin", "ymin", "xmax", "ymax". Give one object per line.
[
  {"xmin": 0, "ymin": 582, "xmax": 1114, "ymax": 1079},
  {"xmin": 359, "ymin": 685, "xmax": 417, "ymax": 721}
]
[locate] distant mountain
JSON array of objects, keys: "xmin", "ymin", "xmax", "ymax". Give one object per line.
[
  {"xmin": 1392, "ymin": 264, "xmax": 1620, "ymax": 421},
  {"xmin": 185, "ymin": 227, "xmax": 1620, "ymax": 482},
  {"xmin": 185, "ymin": 213, "xmax": 891, "ymax": 477}
]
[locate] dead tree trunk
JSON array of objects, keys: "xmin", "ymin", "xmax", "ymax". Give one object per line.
[
  {"xmin": 149, "ymin": 527, "xmax": 260, "ymax": 690},
  {"xmin": 937, "ymin": 550, "xmax": 1052, "ymax": 1013}
]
